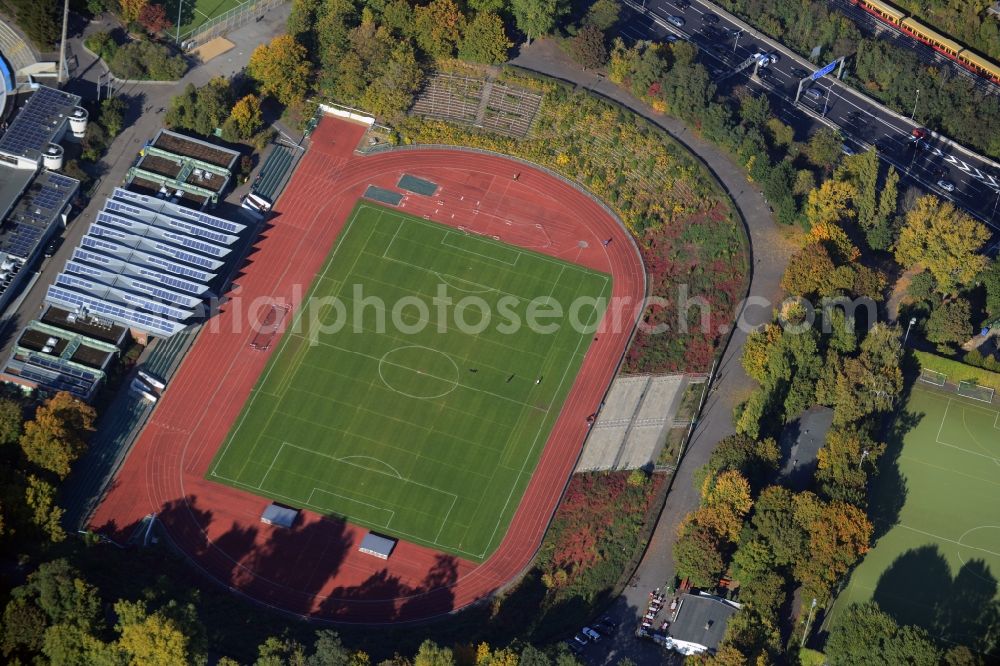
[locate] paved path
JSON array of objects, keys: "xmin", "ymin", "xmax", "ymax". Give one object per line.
[{"xmin": 511, "ymin": 39, "xmax": 792, "ymax": 663}]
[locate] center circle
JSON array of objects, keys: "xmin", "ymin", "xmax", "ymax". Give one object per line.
[{"xmin": 377, "ymin": 345, "xmax": 460, "ymax": 400}]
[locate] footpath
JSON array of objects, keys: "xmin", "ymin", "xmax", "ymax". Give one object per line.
[{"xmin": 511, "ymin": 39, "xmax": 793, "ymax": 663}]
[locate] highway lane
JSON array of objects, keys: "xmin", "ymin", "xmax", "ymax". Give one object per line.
[{"xmin": 620, "ymin": 0, "xmax": 1000, "ymax": 228}]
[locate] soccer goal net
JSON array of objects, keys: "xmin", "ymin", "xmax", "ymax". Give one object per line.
[
  {"xmin": 956, "ymin": 381, "xmax": 995, "ymax": 403},
  {"xmin": 919, "ymin": 368, "xmax": 947, "ymax": 386}
]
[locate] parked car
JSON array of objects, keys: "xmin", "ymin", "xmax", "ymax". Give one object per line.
[
  {"xmin": 572, "ymin": 633, "xmax": 589, "ymax": 647},
  {"xmin": 595, "ymin": 620, "xmax": 617, "ymax": 636},
  {"xmin": 582, "ymin": 627, "xmax": 602, "ymax": 641},
  {"xmin": 564, "ymin": 641, "xmax": 583, "ymax": 655},
  {"xmin": 937, "ymin": 179, "xmax": 956, "ymax": 192},
  {"xmin": 666, "ymin": 14, "xmax": 685, "ymax": 27},
  {"xmin": 841, "ymin": 143, "xmax": 856, "ymax": 156},
  {"xmin": 665, "ymin": 34, "xmax": 679, "ymax": 43}
]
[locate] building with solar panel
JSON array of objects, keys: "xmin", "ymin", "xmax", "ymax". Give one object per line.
[
  {"xmin": 0, "ymin": 84, "xmax": 87, "ymax": 314},
  {"xmin": 43, "ymin": 187, "xmax": 249, "ymax": 343}
]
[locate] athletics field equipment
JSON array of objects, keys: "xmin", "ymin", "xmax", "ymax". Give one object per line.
[{"xmin": 89, "ymin": 116, "xmax": 646, "ymax": 622}]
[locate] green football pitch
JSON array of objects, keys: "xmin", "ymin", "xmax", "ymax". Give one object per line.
[
  {"xmin": 159, "ymin": 0, "xmax": 248, "ymax": 41},
  {"xmin": 828, "ymin": 383, "xmax": 1000, "ymax": 654},
  {"xmin": 208, "ymin": 202, "xmax": 611, "ymax": 561}
]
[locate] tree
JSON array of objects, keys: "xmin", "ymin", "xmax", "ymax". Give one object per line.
[
  {"xmin": 805, "ymin": 179, "xmax": 857, "ymax": 229},
  {"xmin": 568, "ymin": 25, "xmax": 607, "ymax": 69},
  {"xmin": 510, "ymin": 0, "xmax": 560, "ymax": 44},
  {"xmin": 414, "ymin": 641, "xmax": 454, "ymax": 666},
  {"xmin": 115, "ymin": 600, "xmax": 191, "ymax": 666},
  {"xmin": 894, "ymin": 195, "xmax": 989, "ymax": 297},
  {"xmin": 750, "ymin": 486, "xmax": 808, "ymax": 567},
  {"xmin": 823, "ymin": 324, "xmax": 903, "ymax": 426},
  {"xmin": 226, "ymin": 94, "xmax": 264, "ymax": 141},
  {"xmin": 360, "ymin": 43, "xmax": 424, "ymax": 121},
  {"xmin": 119, "ymin": 0, "xmax": 148, "ymax": 24},
  {"xmin": 0, "ymin": 399, "xmax": 23, "ymax": 446},
  {"xmin": 980, "ymin": 259, "xmax": 1000, "ymax": 320},
  {"xmin": 699, "ymin": 470, "xmax": 753, "ymax": 542},
  {"xmin": 255, "ymin": 636, "xmax": 308, "ymax": 666},
  {"xmin": 413, "ymin": 0, "xmax": 465, "ymax": 58},
  {"xmin": 100, "ymin": 97, "xmax": 127, "ymax": 139},
  {"xmin": 816, "ymin": 427, "xmax": 884, "ymax": 507},
  {"xmin": 585, "ymin": 0, "xmax": 620, "ymax": 31},
  {"xmin": 741, "ymin": 323, "xmax": 782, "ymax": 383},
  {"xmin": 870, "ymin": 164, "xmax": 900, "ymax": 251},
  {"xmin": 308, "ymin": 630, "xmax": 354, "ymax": 666},
  {"xmin": 926, "ymin": 298, "xmax": 973, "ymax": 352},
  {"xmin": 248, "ymin": 34, "xmax": 311, "ymax": 106},
  {"xmin": 138, "ymin": 3, "xmax": 172, "ymax": 33},
  {"xmin": 826, "ymin": 602, "xmax": 940, "ymax": 666},
  {"xmin": 673, "ymin": 520, "xmax": 726, "ymax": 588},
  {"xmin": 458, "ymin": 12, "xmax": 512, "ymax": 65},
  {"xmin": 781, "ymin": 242, "xmax": 847, "ymax": 298},
  {"xmin": 25, "ymin": 475, "xmax": 65, "ymax": 542},
  {"xmin": 11, "ymin": 559, "xmax": 103, "ymax": 631},
  {"xmin": 695, "ymin": 433, "xmax": 779, "ymax": 494},
  {"xmin": 19, "ymin": 392, "xmax": 96, "ymax": 479},
  {"xmin": 792, "ymin": 495, "xmax": 872, "ymax": 599},
  {"xmin": 806, "ymin": 127, "xmax": 842, "ymax": 171}
]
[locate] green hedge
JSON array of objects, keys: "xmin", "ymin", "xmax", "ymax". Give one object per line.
[{"xmin": 914, "ymin": 350, "xmax": 1000, "ymax": 392}]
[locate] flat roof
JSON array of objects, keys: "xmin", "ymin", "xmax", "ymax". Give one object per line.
[
  {"xmin": 0, "ymin": 170, "xmax": 77, "ymax": 259},
  {"xmin": 359, "ymin": 532, "xmax": 397, "ymax": 558},
  {"xmin": 151, "ymin": 129, "xmax": 239, "ymax": 169},
  {"xmin": 0, "ymin": 86, "xmax": 81, "ymax": 160},
  {"xmin": 0, "ymin": 164, "xmax": 34, "ymax": 222},
  {"xmin": 668, "ymin": 594, "xmax": 740, "ymax": 651},
  {"xmin": 41, "ymin": 306, "xmax": 128, "ymax": 345},
  {"xmin": 260, "ymin": 503, "xmax": 298, "ymax": 528}
]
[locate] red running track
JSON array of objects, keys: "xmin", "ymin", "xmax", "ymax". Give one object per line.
[{"xmin": 90, "ymin": 117, "xmax": 647, "ymax": 623}]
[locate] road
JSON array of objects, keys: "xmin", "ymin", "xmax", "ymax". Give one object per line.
[
  {"xmin": 512, "ymin": 38, "xmax": 791, "ymax": 664},
  {"xmin": 620, "ymin": 0, "xmax": 1000, "ymax": 228}
]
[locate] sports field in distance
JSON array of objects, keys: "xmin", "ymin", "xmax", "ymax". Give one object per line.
[
  {"xmin": 159, "ymin": 0, "xmax": 248, "ymax": 40},
  {"xmin": 829, "ymin": 383, "xmax": 1000, "ymax": 655},
  {"xmin": 209, "ymin": 202, "xmax": 611, "ymax": 561}
]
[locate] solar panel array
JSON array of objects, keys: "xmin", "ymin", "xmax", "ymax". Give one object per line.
[
  {"xmin": 0, "ymin": 171, "xmax": 78, "ymax": 260},
  {"xmin": 45, "ymin": 187, "xmax": 247, "ymax": 338},
  {"xmin": 0, "ymin": 86, "xmax": 80, "ymax": 156}
]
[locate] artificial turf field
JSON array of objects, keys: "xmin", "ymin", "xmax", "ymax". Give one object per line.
[
  {"xmin": 828, "ymin": 383, "xmax": 1000, "ymax": 654},
  {"xmin": 208, "ymin": 202, "xmax": 611, "ymax": 561},
  {"xmin": 159, "ymin": 0, "xmax": 247, "ymax": 41}
]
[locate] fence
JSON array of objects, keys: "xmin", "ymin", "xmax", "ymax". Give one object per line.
[{"xmin": 177, "ymin": 0, "xmax": 285, "ymax": 48}]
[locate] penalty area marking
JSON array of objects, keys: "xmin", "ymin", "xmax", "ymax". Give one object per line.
[{"xmin": 259, "ymin": 442, "xmax": 460, "ymax": 543}]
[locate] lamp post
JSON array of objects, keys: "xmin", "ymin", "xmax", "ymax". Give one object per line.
[
  {"xmin": 801, "ymin": 598, "xmax": 818, "ymax": 648},
  {"xmin": 176, "ymin": 0, "xmax": 184, "ymax": 45},
  {"xmin": 912, "ymin": 88, "xmax": 920, "ymax": 121},
  {"xmin": 734, "ymin": 30, "xmax": 742, "ymax": 53},
  {"xmin": 859, "ymin": 448, "xmax": 870, "ymax": 469},
  {"xmin": 904, "ymin": 316, "xmax": 917, "ymax": 347}
]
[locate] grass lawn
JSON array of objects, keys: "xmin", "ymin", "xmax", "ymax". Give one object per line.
[
  {"xmin": 208, "ymin": 202, "xmax": 611, "ymax": 561},
  {"xmin": 159, "ymin": 0, "xmax": 248, "ymax": 41},
  {"xmin": 827, "ymin": 383, "xmax": 1000, "ymax": 656}
]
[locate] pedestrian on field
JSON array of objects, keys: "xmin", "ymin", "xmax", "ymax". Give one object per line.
[{"xmin": 603, "ymin": 237, "xmax": 612, "ymax": 246}]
